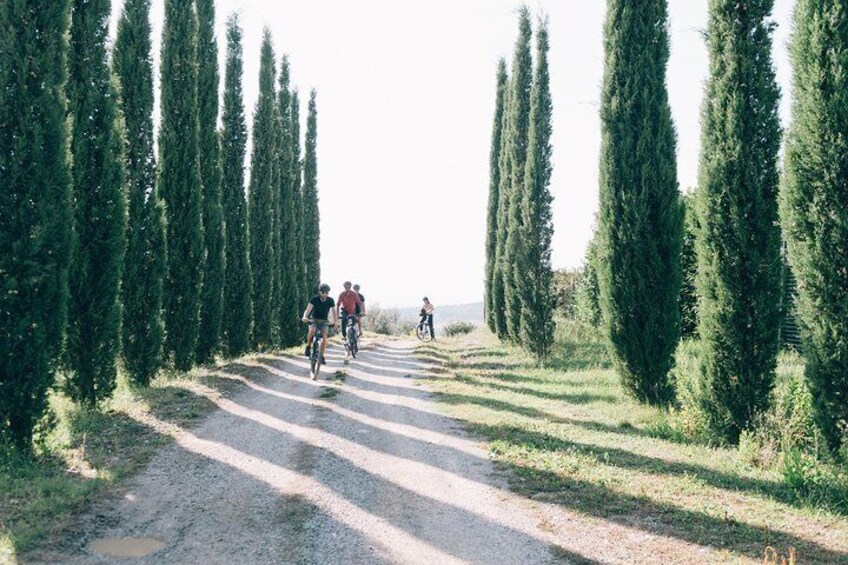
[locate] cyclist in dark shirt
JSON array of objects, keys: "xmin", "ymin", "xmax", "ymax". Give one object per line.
[{"xmin": 302, "ymin": 283, "xmax": 335, "ymax": 364}]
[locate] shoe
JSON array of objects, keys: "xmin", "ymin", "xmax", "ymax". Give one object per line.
[
  {"xmin": 321, "ymin": 355, "xmax": 326, "ymax": 365},
  {"xmin": 305, "ymin": 345, "xmax": 311, "ymax": 357}
]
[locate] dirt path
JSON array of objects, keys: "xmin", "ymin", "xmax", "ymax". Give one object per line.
[{"xmin": 26, "ymin": 340, "xmax": 564, "ymax": 564}]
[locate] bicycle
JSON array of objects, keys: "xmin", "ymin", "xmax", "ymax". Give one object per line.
[
  {"xmin": 416, "ymin": 313, "xmax": 434, "ymax": 342},
  {"xmin": 303, "ymin": 318, "xmax": 329, "ymax": 380},
  {"xmin": 342, "ymin": 312, "xmax": 361, "ymax": 359}
]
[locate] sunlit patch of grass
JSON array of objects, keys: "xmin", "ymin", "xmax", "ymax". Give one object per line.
[
  {"xmin": 0, "ymin": 347, "xmax": 299, "ymax": 559},
  {"xmin": 423, "ymin": 324, "xmax": 848, "ymax": 563}
]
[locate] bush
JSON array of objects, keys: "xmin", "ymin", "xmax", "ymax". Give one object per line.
[
  {"xmin": 444, "ymin": 321, "xmax": 476, "ymax": 337},
  {"xmin": 363, "ymin": 304, "xmax": 416, "ymax": 336},
  {"xmin": 552, "ymin": 268, "xmax": 580, "ymax": 318}
]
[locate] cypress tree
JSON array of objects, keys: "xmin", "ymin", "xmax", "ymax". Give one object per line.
[
  {"xmin": 277, "ymin": 58, "xmax": 301, "ymax": 346},
  {"xmin": 517, "ymin": 17, "xmax": 555, "ymax": 359},
  {"xmin": 485, "ymin": 59, "xmax": 508, "ymax": 333},
  {"xmin": 196, "ymin": 0, "xmax": 225, "ymax": 364},
  {"xmin": 598, "ymin": 0, "xmax": 683, "ymax": 406},
  {"xmin": 0, "ymin": 0, "xmax": 74, "ymax": 449},
  {"xmin": 695, "ymin": 0, "xmax": 783, "ymax": 443},
  {"xmin": 159, "ymin": 0, "xmax": 203, "ymax": 371},
  {"xmin": 781, "ymin": 0, "xmax": 848, "ymax": 451},
  {"xmin": 291, "ymin": 90, "xmax": 308, "ymax": 304},
  {"xmin": 220, "ymin": 14, "xmax": 252, "ymax": 357},
  {"xmin": 65, "ymin": 0, "xmax": 128, "ymax": 406},
  {"xmin": 502, "ymin": 7, "xmax": 534, "ymax": 343},
  {"xmin": 679, "ymin": 192, "xmax": 699, "ymax": 338},
  {"xmin": 302, "ymin": 90, "xmax": 321, "ymax": 294},
  {"xmin": 249, "ymin": 31, "xmax": 278, "ymax": 349},
  {"xmin": 114, "ymin": 0, "xmax": 167, "ymax": 387},
  {"xmin": 491, "ymin": 73, "xmax": 514, "ymax": 340}
]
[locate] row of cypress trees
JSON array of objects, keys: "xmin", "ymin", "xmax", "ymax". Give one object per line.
[
  {"xmin": 484, "ymin": 8, "xmax": 556, "ymax": 360},
  {"xmin": 0, "ymin": 0, "xmax": 322, "ymax": 451},
  {"xmin": 590, "ymin": 0, "xmax": 848, "ymax": 450}
]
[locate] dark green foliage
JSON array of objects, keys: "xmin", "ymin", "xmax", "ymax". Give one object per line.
[
  {"xmin": 502, "ymin": 7, "xmax": 534, "ymax": 343},
  {"xmin": 220, "ymin": 14, "xmax": 252, "ymax": 357},
  {"xmin": 574, "ymin": 231, "xmax": 602, "ymax": 327},
  {"xmin": 249, "ymin": 31, "xmax": 277, "ymax": 349},
  {"xmin": 598, "ymin": 0, "xmax": 683, "ymax": 406},
  {"xmin": 114, "ymin": 0, "xmax": 167, "ymax": 387},
  {"xmin": 159, "ymin": 0, "xmax": 204, "ymax": 371},
  {"xmin": 517, "ymin": 18, "xmax": 555, "ymax": 359},
  {"xmin": 276, "ymin": 59, "xmax": 301, "ymax": 347},
  {"xmin": 0, "ymin": 0, "xmax": 74, "ymax": 449},
  {"xmin": 196, "ymin": 0, "xmax": 225, "ymax": 365},
  {"xmin": 679, "ymin": 192, "xmax": 698, "ymax": 338},
  {"xmin": 781, "ymin": 0, "xmax": 848, "ymax": 451},
  {"xmin": 65, "ymin": 0, "xmax": 128, "ymax": 406},
  {"xmin": 302, "ymin": 90, "xmax": 321, "ymax": 295},
  {"xmin": 291, "ymin": 90, "xmax": 308, "ymax": 304},
  {"xmin": 485, "ymin": 58, "xmax": 508, "ymax": 333},
  {"xmin": 490, "ymin": 76, "xmax": 513, "ymax": 340},
  {"xmin": 695, "ymin": 0, "xmax": 783, "ymax": 444}
]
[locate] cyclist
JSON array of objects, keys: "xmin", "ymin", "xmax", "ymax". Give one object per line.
[
  {"xmin": 336, "ymin": 281, "xmax": 364, "ymax": 344},
  {"xmin": 353, "ymin": 284, "xmax": 365, "ymax": 335},
  {"xmin": 302, "ymin": 283, "xmax": 335, "ymax": 365},
  {"xmin": 419, "ymin": 296, "xmax": 435, "ymax": 340}
]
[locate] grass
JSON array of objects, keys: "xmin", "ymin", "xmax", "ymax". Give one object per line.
[
  {"xmin": 421, "ymin": 322, "xmax": 848, "ymax": 564},
  {"xmin": 0, "ymin": 349, "xmax": 298, "ymax": 563}
]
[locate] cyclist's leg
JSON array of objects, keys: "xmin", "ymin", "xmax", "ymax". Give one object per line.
[
  {"xmin": 305, "ymin": 324, "xmax": 316, "ymax": 355},
  {"xmin": 428, "ymin": 314, "xmax": 435, "ymax": 339},
  {"xmin": 319, "ymin": 324, "xmax": 330, "ymax": 362},
  {"xmin": 341, "ymin": 313, "xmax": 349, "ymax": 341}
]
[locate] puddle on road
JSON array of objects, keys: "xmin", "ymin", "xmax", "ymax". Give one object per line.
[{"xmin": 89, "ymin": 537, "xmax": 165, "ymax": 558}]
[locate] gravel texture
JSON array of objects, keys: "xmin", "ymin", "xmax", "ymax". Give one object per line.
[{"xmin": 27, "ymin": 339, "xmax": 724, "ymax": 564}]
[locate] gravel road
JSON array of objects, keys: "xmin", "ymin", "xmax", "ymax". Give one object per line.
[{"xmin": 29, "ymin": 338, "xmax": 724, "ymax": 564}]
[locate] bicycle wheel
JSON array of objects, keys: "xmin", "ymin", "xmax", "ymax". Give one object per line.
[
  {"xmin": 310, "ymin": 338, "xmax": 321, "ymax": 379},
  {"xmin": 348, "ymin": 328, "xmax": 358, "ymax": 358},
  {"xmin": 417, "ymin": 324, "xmax": 432, "ymax": 342}
]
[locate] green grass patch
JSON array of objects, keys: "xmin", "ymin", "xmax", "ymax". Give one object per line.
[
  {"xmin": 0, "ymin": 350, "xmax": 291, "ymax": 561},
  {"xmin": 423, "ymin": 322, "xmax": 848, "ymax": 563}
]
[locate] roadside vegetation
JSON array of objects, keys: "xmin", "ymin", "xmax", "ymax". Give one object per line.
[
  {"xmin": 423, "ymin": 323, "xmax": 848, "ymax": 564},
  {"xmin": 0, "ymin": 350, "xmax": 299, "ymax": 562}
]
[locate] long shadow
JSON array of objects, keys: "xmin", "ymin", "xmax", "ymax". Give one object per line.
[
  {"xmin": 475, "ymin": 423, "xmax": 837, "ymax": 516},
  {"xmin": 453, "ymin": 375, "xmax": 618, "ymax": 405},
  {"xmin": 178, "ymin": 392, "xmax": 599, "ymax": 563},
  {"xmin": 494, "ymin": 460, "xmax": 848, "ymax": 563}
]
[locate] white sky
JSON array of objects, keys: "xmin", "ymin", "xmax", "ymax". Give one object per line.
[{"xmin": 111, "ymin": 0, "xmax": 795, "ymax": 309}]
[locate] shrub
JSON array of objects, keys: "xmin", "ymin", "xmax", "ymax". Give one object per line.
[
  {"xmin": 552, "ymin": 269, "xmax": 580, "ymax": 318},
  {"xmin": 363, "ymin": 304, "xmax": 416, "ymax": 336},
  {"xmin": 444, "ymin": 322, "xmax": 477, "ymax": 337}
]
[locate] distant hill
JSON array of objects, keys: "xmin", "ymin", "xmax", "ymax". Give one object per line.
[{"xmin": 393, "ymin": 302, "xmax": 484, "ymax": 334}]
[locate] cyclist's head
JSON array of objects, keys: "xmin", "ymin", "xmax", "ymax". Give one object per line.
[
  {"xmin": 318, "ymin": 283, "xmax": 330, "ymax": 294},
  {"xmin": 423, "ymin": 296, "xmax": 429, "ymax": 302},
  {"xmin": 353, "ymin": 284, "xmax": 360, "ymax": 291},
  {"xmin": 343, "ymin": 281, "xmax": 352, "ymax": 289}
]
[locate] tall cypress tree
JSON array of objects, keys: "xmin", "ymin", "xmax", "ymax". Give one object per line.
[
  {"xmin": 159, "ymin": 0, "xmax": 203, "ymax": 371},
  {"xmin": 291, "ymin": 90, "xmax": 308, "ymax": 304},
  {"xmin": 0, "ymin": 0, "xmax": 74, "ymax": 449},
  {"xmin": 598, "ymin": 0, "xmax": 683, "ymax": 406},
  {"xmin": 249, "ymin": 30, "xmax": 277, "ymax": 349},
  {"xmin": 196, "ymin": 0, "xmax": 225, "ymax": 364},
  {"xmin": 485, "ymin": 59, "xmax": 508, "ymax": 333},
  {"xmin": 517, "ymin": 17, "xmax": 555, "ymax": 359},
  {"xmin": 65, "ymin": 0, "xmax": 128, "ymax": 406},
  {"xmin": 220, "ymin": 13, "xmax": 252, "ymax": 357},
  {"xmin": 114, "ymin": 0, "xmax": 167, "ymax": 387},
  {"xmin": 502, "ymin": 7, "xmax": 534, "ymax": 343},
  {"xmin": 695, "ymin": 0, "xmax": 782, "ymax": 443},
  {"xmin": 277, "ymin": 58, "xmax": 301, "ymax": 346},
  {"xmin": 302, "ymin": 90, "xmax": 321, "ymax": 294},
  {"xmin": 781, "ymin": 0, "xmax": 848, "ymax": 451},
  {"xmin": 491, "ymin": 71, "xmax": 514, "ymax": 340}
]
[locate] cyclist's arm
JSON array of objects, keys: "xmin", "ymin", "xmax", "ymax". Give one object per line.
[{"xmin": 302, "ymin": 303, "xmax": 313, "ymax": 322}]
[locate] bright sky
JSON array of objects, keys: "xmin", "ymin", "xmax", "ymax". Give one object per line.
[{"xmin": 111, "ymin": 0, "xmax": 795, "ymax": 309}]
